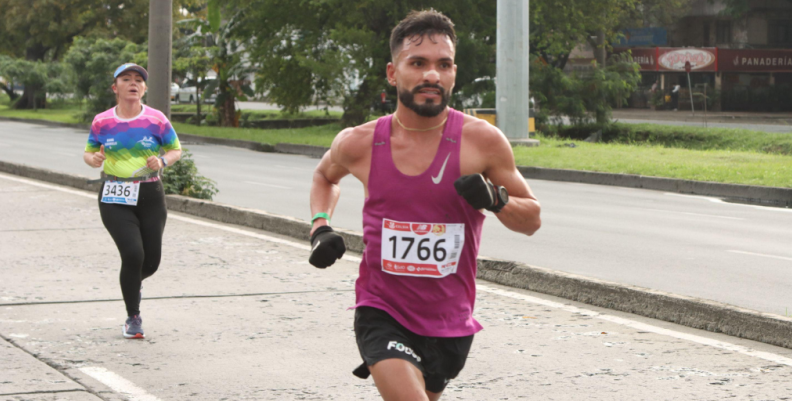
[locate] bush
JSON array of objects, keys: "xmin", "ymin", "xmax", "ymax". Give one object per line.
[{"xmin": 161, "ymin": 149, "xmax": 219, "ymax": 200}]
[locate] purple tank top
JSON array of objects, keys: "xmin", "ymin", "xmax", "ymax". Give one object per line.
[{"xmin": 355, "ymin": 109, "xmax": 485, "ymax": 337}]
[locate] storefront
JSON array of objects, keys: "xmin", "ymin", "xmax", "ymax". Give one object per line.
[
  {"xmin": 613, "ymin": 47, "xmax": 792, "ymax": 111},
  {"xmin": 718, "ymin": 49, "xmax": 792, "ymax": 111}
]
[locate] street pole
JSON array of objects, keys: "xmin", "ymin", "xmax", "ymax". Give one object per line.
[
  {"xmin": 496, "ymin": 0, "xmax": 530, "ymax": 140},
  {"xmin": 148, "ymin": 0, "xmax": 173, "ymax": 119}
]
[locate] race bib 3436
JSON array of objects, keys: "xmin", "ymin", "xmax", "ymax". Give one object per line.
[{"xmin": 101, "ymin": 181, "xmax": 140, "ymax": 206}]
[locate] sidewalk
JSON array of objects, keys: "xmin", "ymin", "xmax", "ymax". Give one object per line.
[
  {"xmin": 3, "ymin": 173, "xmax": 792, "ymax": 400},
  {"xmin": 612, "ymin": 108, "xmax": 792, "ymax": 125}
]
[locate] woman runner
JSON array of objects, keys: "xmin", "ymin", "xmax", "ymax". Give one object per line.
[{"xmin": 83, "ymin": 63, "xmax": 182, "ymax": 339}]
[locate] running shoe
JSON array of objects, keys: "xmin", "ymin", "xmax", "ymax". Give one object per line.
[{"xmin": 123, "ymin": 315, "xmax": 145, "ymax": 339}]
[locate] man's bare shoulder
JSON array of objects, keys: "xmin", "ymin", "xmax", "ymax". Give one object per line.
[
  {"xmin": 460, "ymin": 114, "xmax": 510, "ymax": 153},
  {"xmin": 332, "ymin": 119, "xmax": 378, "ymax": 164}
]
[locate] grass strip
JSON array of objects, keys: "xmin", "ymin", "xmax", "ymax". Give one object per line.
[
  {"xmin": 550, "ymin": 122, "xmax": 792, "ymax": 155},
  {"xmin": 0, "ymin": 104, "xmax": 82, "ymax": 124},
  {"xmin": 173, "ymin": 122, "xmax": 339, "ymax": 147},
  {"xmin": 522, "ymin": 135, "xmax": 792, "ymax": 188},
  {"xmin": 170, "ymin": 104, "xmax": 342, "ymax": 120}
]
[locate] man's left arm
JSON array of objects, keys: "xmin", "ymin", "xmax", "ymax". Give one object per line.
[{"xmin": 477, "ymin": 123, "xmax": 541, "ymax": 236}]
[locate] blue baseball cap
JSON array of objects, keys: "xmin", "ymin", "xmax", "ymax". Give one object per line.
[{"xmin": 113, "ymin": 63, "xmax": 148, "ymax": 81}]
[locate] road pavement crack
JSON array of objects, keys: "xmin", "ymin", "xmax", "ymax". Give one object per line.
[
  {"xmin": 0, "ymin": 389, "xmax": 88, "ymax": 396},
  {"xmin": 0, "ymin": 227, "xmax": 104, "ymax": 233},
  {"xmin": 0, "ymin": 333, "xmax": 110, "ymax": 401},
  {"xmin": 0, "ymin": 289, "xmax": 355, "ymax": 307}
]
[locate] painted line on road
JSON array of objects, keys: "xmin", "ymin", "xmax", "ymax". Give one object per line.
[
  {"xmin": 728, "ymin": 250, "xmax": 792, "ymax": 262},
  {"xmin": 80, "ymin": 366, "xmax": 162, "ymax": 401},
  {"xmin": 634, "ymin": 207, "xmax": 744, "ymax": 220},
  {"xmin": 7, "ymin": 172, "xmax": 791, "ymax": 368},
  {"xmin": 665, "ymin": 193, "xmax": 792, "ymax": 214},
  {"xmin": 243, "ymin": 180, "xmax": 292, "ymax": 189},
  {"xmin": 477, "ymin": 285, "xmax": 792, "ymax": 367}
]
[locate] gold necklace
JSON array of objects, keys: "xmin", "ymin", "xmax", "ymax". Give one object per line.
[{"xmin": 393, "ymin": 114, "xmax": 447, "ymax": 132}]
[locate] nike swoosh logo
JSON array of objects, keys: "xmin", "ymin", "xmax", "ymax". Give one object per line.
[
  {"xmin": 431, "ymin": 153, "xmax": 451, "ymax": 184},
  {"xmin": 312, "ymin": 240, "xmax": 321, "ymax": 253}
]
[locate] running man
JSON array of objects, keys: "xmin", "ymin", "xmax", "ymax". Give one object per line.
[
  {"xmin": 83, "ymin": 63, "xmax": 182, "ymax": 339},
  {"xmin": 308, "ymin": 10, "xmax": 541, "ymax": 401}
]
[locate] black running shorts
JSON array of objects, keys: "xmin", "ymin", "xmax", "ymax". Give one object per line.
[{"xmin": 352, "ymin": 306, "xmax": 474, "ymax": 393}]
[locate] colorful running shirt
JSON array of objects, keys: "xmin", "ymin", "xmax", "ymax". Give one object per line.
[
  {"xmin": 85, "ymin": 105, "xmax": 181, "ymax": 178},
  {"xmin": 355, "ymin": 109, "xmax": 485, "ymax": 338}
]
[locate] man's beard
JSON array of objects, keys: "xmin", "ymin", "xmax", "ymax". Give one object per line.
[{"xmin": 398, "ymin": 84, "xmax": 450, "ymax": 117}]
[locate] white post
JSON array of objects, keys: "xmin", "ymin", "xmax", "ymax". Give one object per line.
[
  {"xmin": 687, "ymin": 72, "xmax": 695, "ymax": 115},
  {"xmin": 148, "ymin": 0, "xmax": 173, "ymax": 119},
  {"xmin": 496, "ymin": 0, "xmax": 530, "ymax": 139}
]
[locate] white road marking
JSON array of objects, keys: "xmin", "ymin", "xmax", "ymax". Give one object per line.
[
  {"xmin": 665, "ymin": 193, "xmax": 792, "ymax": 214},
  {"xmin": 243, "ymin": 180, "xmax": 292, "ymax": 189},
  {"xmin": 633, "ymin": 207, "xmax": 743, "ymax": 220},
  {"xmin": 728, "ymin": 250, "xmax": 792, "ymax": 262},
  {"xmin": 80, "ymin": 366, "xmax": 163, "ymax": 401},
  {"xmin": 477, "ymin": 285, "xmax": 792, "ymax": 367},
  {"xmin": 5, "ymin": 172, "xmax": 790, "ymax": 368}
]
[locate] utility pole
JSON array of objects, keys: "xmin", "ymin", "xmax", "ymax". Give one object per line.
[
  {"xmin": 147, "ymin": 0, "xmax": 173, "ymax": 119},
  {"xmin": 496, "ymin": 0, "xmax": 530, "ymax": 140}
]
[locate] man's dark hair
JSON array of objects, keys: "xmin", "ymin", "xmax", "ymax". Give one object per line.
[{"xmin": 390, "ymin": 9, "xmax": 457, "ymax": 59}]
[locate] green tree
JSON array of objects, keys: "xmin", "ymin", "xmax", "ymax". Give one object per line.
[
  {"xmin": 178, "ymin": 1, "xmax": 254, "ymax": 127},
  {"xmin": 232, "ymin": 0, "xmax": 496, "ymax": 127},
  {"xmin": 0, "ymin": 0, "xmax": 201, "ymax": 109},
  {"xmin": 64, "ymin": 37, "xmax": 147, "ymax": 121},
  {"xmin": 531, "ymin": 52, "xmax": 641, "ymax": 127},
  {"xmin": 174, "ymin": 45, "xmax": 215, "ymax": 125},
  {"xmin": 0, "ymin": 0, "xmax": 152, "ymax": 109},
  {"xmin": 0, "ymin": 56, "xmax": 73, "ymax": 109}
]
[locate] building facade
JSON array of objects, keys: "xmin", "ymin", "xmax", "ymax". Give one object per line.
[{"xmin": 613, "ymin": 0, "xmax": 792, "ymax": 111}]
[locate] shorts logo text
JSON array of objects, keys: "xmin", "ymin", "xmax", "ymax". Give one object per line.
[{"xmin": 387, "ymin": 341, "xmax": 422, "ymax": 362}]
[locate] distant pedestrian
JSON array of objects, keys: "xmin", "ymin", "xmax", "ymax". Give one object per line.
[
  {"xmin": 82, "ymin": 63, "xmax": 182, "ymax": 339},
  {"xmin": 671, "ymin": 84, "xmax": 681, "ymax": 111},
  {"xmin": 380, "ymin": 89, "xmax": 390, "ymax": 113}
]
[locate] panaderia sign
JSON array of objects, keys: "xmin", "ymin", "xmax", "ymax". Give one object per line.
[
  {"xmin": 718, "ymin": 49, "xmax": 792, "ymax": 72},
  {"xmin": 612, "ymin": 47, "xmax": 717, "ymax": 72},
  {"xmin": 657, "ymin": 48, "xmax": 717, "ymax": 72}
]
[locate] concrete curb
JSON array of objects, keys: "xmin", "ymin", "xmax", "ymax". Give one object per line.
[
  {"xmin": 2, "ymin": 160, "xmax": 792, "ymax": 350},
  {"xmin": 518, "ymin": 166, "xmax": 792, "ymax": 208},
  {"xmin": 2, "ymin": 116, "xmax": 789, "ymax": 207}
]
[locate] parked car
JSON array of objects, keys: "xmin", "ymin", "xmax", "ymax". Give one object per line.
[
  {"xmin": 176, "ymin": 77, "xmax": 217, "ymax": 104},
  {"xmin": 170, "ymin": 82, "xmax": 180, "ymax": 102}
]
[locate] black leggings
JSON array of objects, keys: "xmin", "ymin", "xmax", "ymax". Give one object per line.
[{"xmin": 98, "ymin": 180, "xmax": 167, "ymax": 317}]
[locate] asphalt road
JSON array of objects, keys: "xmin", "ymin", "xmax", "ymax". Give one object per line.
[
  {"xmin": 2, "ymin": 120, "xmax": 792, "ymax": 319},
  {"xmin": 3, "ymin": 175, "xmax": 792, "ymax": 400}
]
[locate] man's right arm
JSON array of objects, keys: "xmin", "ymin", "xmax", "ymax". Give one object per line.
[{"xmin": 309, "ymin": 128, "xmax": 355, "ymax": 236}]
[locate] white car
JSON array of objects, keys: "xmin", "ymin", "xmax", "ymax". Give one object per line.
[
  {"xmin": 176, "ymin": 77, "xmax": 217, "ymax": 104},
  {"xmin": 170, "ymin": 82, "xmax": 180, "ymax": 102}
]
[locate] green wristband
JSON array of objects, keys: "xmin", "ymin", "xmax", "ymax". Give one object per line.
[{"xmin": 311, "ymin": 212, "xmax": 330, "ymax": 224}]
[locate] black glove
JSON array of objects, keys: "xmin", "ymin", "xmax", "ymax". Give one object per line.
[
  {"xmin": 309, "ymin": 226, "xmax": 346, "ymax": 268},
  {"xmin": 454, "ymin": 174, "xmax": 498, "ymax": 211}
]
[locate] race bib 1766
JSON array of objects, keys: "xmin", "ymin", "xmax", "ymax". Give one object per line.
[
  {"xmin": 381, "ymin": 218, "xmax": 465, "ymax": 278},
  {"xmin": 101, "ymin": 181, "xmax": 140, "ymax": 206}
]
